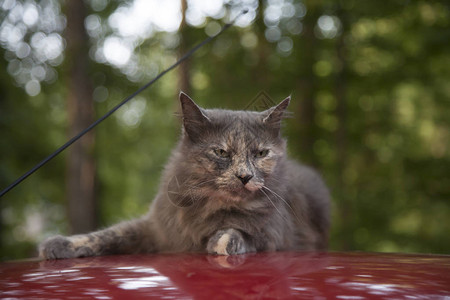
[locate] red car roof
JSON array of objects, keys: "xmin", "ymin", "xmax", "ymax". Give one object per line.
[{"xmin": 1, "ymin": 252, "xmax": 449, "ymax": 299}]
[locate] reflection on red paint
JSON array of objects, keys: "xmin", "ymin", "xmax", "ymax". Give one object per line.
[{"xmin": 1, "ymin": 252, "xmax": 449, "ymax": 299}]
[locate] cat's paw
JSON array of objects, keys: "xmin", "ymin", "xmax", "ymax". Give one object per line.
[
  {"xmin": 39, "ymin": 235, "xmax": 76, "ymax": 259},
  {"xmin": 39, "ymin": 235, "xmax": 95, "ymax": 260},
  {"xmin": 207, "ymin": 229, "xmax": 247, "ymax": 256}
]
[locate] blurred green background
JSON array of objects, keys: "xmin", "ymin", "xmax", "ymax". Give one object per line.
[{"xmin": 0, "ymin": 0, "xmax": 449, "ymax": 260}]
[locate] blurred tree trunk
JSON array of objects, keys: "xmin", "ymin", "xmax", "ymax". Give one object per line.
[
  {"xmin": 297, "ymin": 0, "xmax": 319, "ymax": 167},
  {"xmin": 178, "ymin": 0, "xmax": 191, "ymax": 94},
  {"xmin": 255, "ymin": 0, "xmax": 271, "ymax": 89},
  {"xmin": 65, "ymin": 1, "xmax": 97, "ymax": 234},
  {"xmin": 335, "ymin": 8, "xmax": 351, "ymax": 250}
]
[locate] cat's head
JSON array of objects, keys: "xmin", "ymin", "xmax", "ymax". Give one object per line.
[{"xmin": 173, "ymin": 92, "xmax": 290, "ymax": 204}]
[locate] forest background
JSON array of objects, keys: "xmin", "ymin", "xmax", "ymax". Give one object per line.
[{"xmin": 0, "ymin": 0, "xmax": 449, "ymax": 260}]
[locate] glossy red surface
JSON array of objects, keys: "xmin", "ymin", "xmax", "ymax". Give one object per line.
[{"xmin": 1, "ymin": 252, "xmax": 449, "ymax": 299}]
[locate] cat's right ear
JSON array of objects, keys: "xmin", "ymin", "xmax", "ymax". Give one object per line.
[
  {"xmin": 262, "ymin": 96, "xmax": 290, "ymax": 137},
  {"xmin": 179, "ymin": 92, "xmax": 211, "ymax": 141}
]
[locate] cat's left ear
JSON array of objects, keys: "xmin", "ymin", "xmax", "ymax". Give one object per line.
[
  {"xmin": 262, "ymin": 96, "xmax": 291, "ymax": 134},
  {"xmin": 179, "ymin": 92, "xmax": 211, "ymax": 141}
]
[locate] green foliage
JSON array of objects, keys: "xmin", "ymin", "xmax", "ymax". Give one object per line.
[{"xmin": 0, "ymin": 0, "xmax": 449, "ymax": 260}]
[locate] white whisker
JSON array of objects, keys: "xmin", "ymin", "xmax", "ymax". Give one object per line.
[
  {"xmin": 260, "ymin": 188, "xmax": 289, "ymax": 223},
  {"xmin": 262, "ymin": 186, "xmax": 303, "ymax": 224},
  {"xmin": 186, "ymin": 178, "xmax": 217, "ymax": 189}
]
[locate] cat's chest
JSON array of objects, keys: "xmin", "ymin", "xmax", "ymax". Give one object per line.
[{"xmin": 178, "ymin": 199, "xmax": 272, "ymax": 234}]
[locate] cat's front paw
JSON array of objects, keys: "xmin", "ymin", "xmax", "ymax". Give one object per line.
[
  {"xmin": 39, "ymin": 235, "xmax": 95, "ymax": 260},
  {"xmin": 39, "ymin": 235, "xmax": 76, "ymax": 259},
  {"xmin": 207, "ymin": 229, "xmax": 247, "ymax": 256}
]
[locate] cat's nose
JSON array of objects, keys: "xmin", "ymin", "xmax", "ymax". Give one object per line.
[{"xmin": 236, "ymin": 174, "xmax": 253, "ymax": 185}]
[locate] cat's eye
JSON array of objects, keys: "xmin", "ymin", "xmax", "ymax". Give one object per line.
[
  {"xmin": 214, "ymin": 148, "xmax": 230, "ymax": 158},
  {"xmin": 256, "ymin": 149, "xmax": 269, "ymax": 158}
]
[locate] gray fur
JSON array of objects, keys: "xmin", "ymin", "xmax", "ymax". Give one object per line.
[{"xmin": 39, "ymin": 92, "xmax": 330, "ymax": 259}]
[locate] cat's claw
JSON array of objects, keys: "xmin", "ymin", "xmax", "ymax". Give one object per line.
[{"xmin": 207, "ymin": 229, "xmax": 247, "ymax": 255}]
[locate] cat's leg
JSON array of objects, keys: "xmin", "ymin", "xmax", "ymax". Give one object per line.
[
  {"xmin": 39, "ymin": 218, "xmax": 155, "ymax": 259},
  {"xmin": 206, "ymin": 228, "xmax": 255, "ymax": 255}
]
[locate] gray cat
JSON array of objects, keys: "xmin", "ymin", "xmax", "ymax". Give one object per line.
[{"xmin": 39, "ymin": 92, "xmax": 330, "ymax": 259}]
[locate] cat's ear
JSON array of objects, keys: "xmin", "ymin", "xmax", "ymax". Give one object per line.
[
  {"xmin": 262, "ymin": 96, "xmax": 290, "ymax": 135},
  {"xmin": 179, "ymin": 92, "xmax": 211, "ymax": 141}
]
